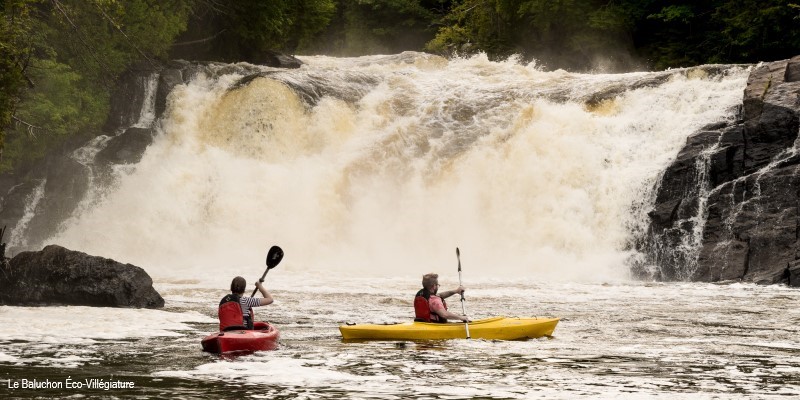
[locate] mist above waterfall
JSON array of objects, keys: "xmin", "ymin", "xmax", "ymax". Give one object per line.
[{"xmin": 49, "ymin": 53, "xmax": 749, "ymax": 281}]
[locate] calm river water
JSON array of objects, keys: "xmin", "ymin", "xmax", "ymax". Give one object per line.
[{"xmin": 1, "ymin": 275, "xmax": 798, "ymax": 399}]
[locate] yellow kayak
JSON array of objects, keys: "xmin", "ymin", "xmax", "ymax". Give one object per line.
[{"xmin": 339, "ymin": 316, "xmax": 559, "ymax": 341}]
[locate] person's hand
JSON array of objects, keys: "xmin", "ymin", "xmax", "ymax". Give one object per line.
[
  {"xmin": 456, "ymin": 286, "xmax": 465, "ymax": 295},
  {"xmin": 255, "ymin": 280, "xmax": 264, "ymax": 288}
]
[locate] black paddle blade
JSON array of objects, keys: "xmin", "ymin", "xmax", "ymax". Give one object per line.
[
  {"xmin": 266, "ymin": 246, "xmax": 284, "ymax": 269},
  {"xmin": 456, "ymin": 247, "xmax": 461, "ymax": 271}
]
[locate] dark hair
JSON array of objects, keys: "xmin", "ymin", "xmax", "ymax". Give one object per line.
[{"xmin": 231, "ymin": 276, "xmax": 246, "ymax": 294}]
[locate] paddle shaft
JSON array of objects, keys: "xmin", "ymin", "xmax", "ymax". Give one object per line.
[
  {"xmin": 456, "ymin": 247, "xmax": 470, "ymax": 339},
  {"xmin": 250, "ymin": 269, "xmax": 270, "ymax": 297}
]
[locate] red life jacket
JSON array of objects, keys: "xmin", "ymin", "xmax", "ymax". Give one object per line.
[
  {"xmin": 218, "ymin": 294, "xmax": 247, "ymax": 331},
  {"xmin": 414, "ymin": 288, "xmax": 447, "ymax": 323}
]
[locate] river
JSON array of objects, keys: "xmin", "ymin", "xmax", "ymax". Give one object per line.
[
  {"xmin": 2, "ymin": 53, "xmax": 797, "ymax": 398},
  {"xmin": 1, "ymin": 275, "xmax": 799, "ymax": 398}
]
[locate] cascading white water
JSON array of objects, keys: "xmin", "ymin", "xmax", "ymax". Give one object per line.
[
  {"xmin": 48, "ymin": 53, "xmax": 749, "ymax": 281},
  {"xmin": 132, "ymin": 73, "xmax": 159, "ymax": 129},
  {"xmin": 8, "ymin": 180, "xmax": 46, "ymax": 248}
]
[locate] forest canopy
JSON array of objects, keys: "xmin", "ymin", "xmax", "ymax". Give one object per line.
[{"xmin": 1, "ymin": 0, "xmax": 799, "ymax": 172}]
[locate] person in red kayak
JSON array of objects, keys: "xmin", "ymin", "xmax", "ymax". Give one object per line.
[
  {"xmin": 218, "ymin": 276, "xmax": 273, "ymax": 330},
  {"xmin": 414, "ymin": 273, "xmax": 469, "ymax": 323}
]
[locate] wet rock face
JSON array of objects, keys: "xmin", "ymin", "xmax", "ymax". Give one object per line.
[
  {"xmin": 0, "ymin": 155, "xmax": 90, "ymax": 252},
  {"xmin": 0, "ymin": 245, "xmax": 164, "ymax": 308},
  {"xmin": 641, "ymin": 56, "xmax": 800, "ymax": 286},
  {"xmin": 258, "ymin": 50, "xmax": 303, "ymax": 69},
  {"xmin": 95, "ymin": 127, "xmax": 155, "ymax": 166}
]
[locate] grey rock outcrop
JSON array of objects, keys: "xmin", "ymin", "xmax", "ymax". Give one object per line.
[
  {"xmin": 640, "ymin": 56, "xmax": 800, "ymax": 286},
  {"xmin": 0, "ymin": 245, "xmax": 164, "ymax": 308},
  {"xmin": 259, "ymin": 50, "xmax": 303, "ymax": 69},
  {"xmin": 95, "ymin": 127, "xmax": 155, "ymax": 166}
]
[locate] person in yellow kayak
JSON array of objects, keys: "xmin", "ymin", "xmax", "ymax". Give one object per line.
[
  {"xmin": 218, "ymin": 276, "xmax": 274, "ymax": 330},
  {"xmin": 414, "ymin": 273, "xmax": 469, "ymax": 323}
]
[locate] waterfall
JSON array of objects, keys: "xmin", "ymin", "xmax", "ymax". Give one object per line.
[
  {"xmin": 132, "ymin": 73, "xmax": 159, "ymax": 129},
  {"xmin": 8, "ymin": 180, "xmax": 46, "ymax": 249},
  {"xmin": 47, "ymin": 53, "xmax": 749, "ymax": 281},
  {"xmin": 67, "ymin": 135, "xmax": 115, "ymax": 218}
]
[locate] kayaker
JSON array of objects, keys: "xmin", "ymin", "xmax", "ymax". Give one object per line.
[
  {"xmin": 414, "ymin": 273, "xmax": 469, "ymax": 323},
  {"xmin": 218, "ymin": 276, "xmax": 274, "ymax": 330}
]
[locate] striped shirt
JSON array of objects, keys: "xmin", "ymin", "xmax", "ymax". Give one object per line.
[{"xmin": 239, "ymin": 296, "xmax": 262, "ymax": 317}]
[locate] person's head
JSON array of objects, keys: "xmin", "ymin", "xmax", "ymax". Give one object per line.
[
  {"xmin": 422, "ymin": 273, "xmax": 439, "ymax": 293},
  {"xmin": 231, "ymin": 276, "xmax": 246, "ymax": 295}
]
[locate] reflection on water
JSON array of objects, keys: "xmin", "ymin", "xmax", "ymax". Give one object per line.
[{"xmin": 1, "ymin": 279, "xmax": 799, "ymax": 399}]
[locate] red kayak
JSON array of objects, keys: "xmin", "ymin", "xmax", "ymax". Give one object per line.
[{"xmin": 201, "ymin": 322, "xmax": 280, "ymax": 353}]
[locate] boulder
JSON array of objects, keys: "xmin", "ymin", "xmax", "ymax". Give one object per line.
[
  {"xmin": 258, "ymin": 50, "xmax": 303, "ymax": 69},
  {"xmin": 0, "ymin": 245, "xmax": 164, "ymax": 308}
]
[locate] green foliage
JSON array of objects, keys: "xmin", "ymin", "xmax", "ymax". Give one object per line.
[
  {"xmin": 0, "ymin": 0, "xmax": 192, "ymax": 172},
  {"xmin": 192, "ymin": 0, "xmax": 336, "ymax": 60},
  {"xmin": 44, "ymin": 0, "xmax": 191, "ymax": 81},
  {"xmin": 629, "ymin": 1, "xmax": 800, "ymax": 69},
  {"xmin": 426, "ymin": 0, "xmax": 637, "ymax": 70},
  {"xmin": 425, "ymin": 24, "xmax": 472, "ymax": 55},
  {"xmin": 711, "ymin": 0, "xmax": 800, "ymax": 62},
  {"xmin": 424, "ymin": 0, "xmax": 799, "ymax": 70},
  {"xmin": 302, "ymin": 0, "xmax": 439, "ymax": 56},
  {"xmin": 648, "ymin": 5, "xmax": 694, "ymax": 23},
  {"xmin": 17, "ymin": 59, "xmax": 107, "ymax": 137},
  {"xmin": 0, "ymin": 0, "xmax": 40, "ymax": 160},
  {"xmin": 425, "ymin": 0, "xmax": 508, "ymax": 56}
]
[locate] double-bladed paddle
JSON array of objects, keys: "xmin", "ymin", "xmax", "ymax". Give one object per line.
[
  {"xmin": 251, "ymin": 245, "xmax": 284, "ymax": 297},
  {"xmin": 456, "ymin": 247, "xmax": 471, "ymax": 339}
]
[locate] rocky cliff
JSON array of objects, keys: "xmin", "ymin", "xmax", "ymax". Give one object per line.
[{"xmin": 639, "ymin": 56, "xmax": 800, "ymax": 286}]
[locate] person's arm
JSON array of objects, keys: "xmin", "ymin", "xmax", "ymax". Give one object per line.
[
  {"xmin": 437, "ymin": 286, "xmax": 465, "ymax": 300},
  {"xmin": 431, "ymin": 307, "xmax": 469, "ymax": 322},
  {"xmin": 255, "ymin": 281, "xmax": 273, "ymax": 306}
]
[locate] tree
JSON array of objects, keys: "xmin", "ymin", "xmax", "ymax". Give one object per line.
[
  {"xmin": 0, "ymin": 0, "xmax": 193, "ymax": 171},
  {"xmin": 173, "ymin": 0, "xmax": 335, "ymax": 62},
  {"xmin": 284, "ymin": 0, "xmax": 440, "ymax": 56},
  {"xmin": 427, "ymin": 0, "xmax": 638, "ymax": 71},
  {"xmin": 0, "ymin": 0, "xmax": 38, "ymax": 161},
  {"xmin": 628, "ymin": 0, "xmax": 800, "ymax": 69},
  {"xmin": 711, "ymin": 0, "xmax": 800, "ymax": 63}
]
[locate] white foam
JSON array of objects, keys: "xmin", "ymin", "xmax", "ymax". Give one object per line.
[
  {"xmin": 49, "ymin": 53, "xmax": 748, "ymax": 283},
  {"xmin": 154, "ymin": 357, "xmax": 396, "ymax": 386},
  {"xmin": 0, "ymin": 306, "xmax": 214, "ymax": 342}
]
